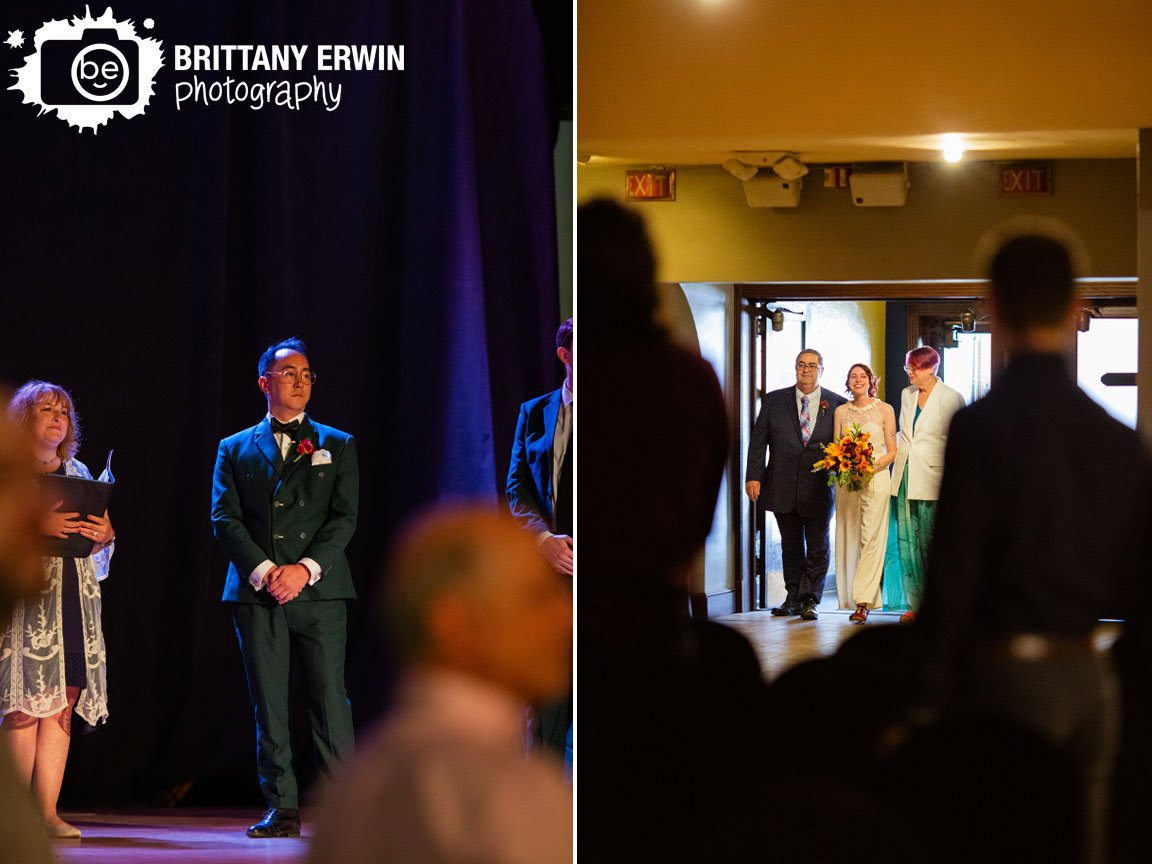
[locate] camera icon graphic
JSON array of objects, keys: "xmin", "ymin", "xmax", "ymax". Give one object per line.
[{"xmin": 40, "ymin": 27, "xmax": 138, "ymax": 106}]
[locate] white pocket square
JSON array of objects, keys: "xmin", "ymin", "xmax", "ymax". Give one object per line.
[{"xmin": 311, "ymin": 449, "xmax": 333, "ymax": 466}]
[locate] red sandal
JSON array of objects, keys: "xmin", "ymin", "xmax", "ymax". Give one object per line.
[{"xmin": 849, "ymin": 604, "xmax": 869, "ymax": 624}]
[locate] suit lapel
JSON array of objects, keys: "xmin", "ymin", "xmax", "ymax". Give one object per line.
[
  {"xmin": 914, "ymin": 384, "xmax": 941, "ymax": 437},
  {"xmin": 785, "ymin": 389, "xmax": 803, "ymax": 442},
  {"xmin": 253, "ymin": 421, "xmax": 283, "ymax": 475},
  {"xmin": 812, "ymin": 391, "xmax": 835, "ymax": 442},
  {"xmin": 277, "ymin": 417, "xmax": 315, "ymax": 489}
]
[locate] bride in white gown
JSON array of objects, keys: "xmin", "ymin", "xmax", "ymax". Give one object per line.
[{"xmin": 833, "ymin": 364, "xmax": 897, "ymax": 623}]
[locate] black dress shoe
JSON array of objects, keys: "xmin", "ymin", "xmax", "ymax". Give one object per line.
[
  {"xmin": 246, "ymin": 808, "xmax": 300, "ymax": 838},
  {"xmin": 771, "ymin": 600, "xmax": 802, "ymax": 616},
  {"xmin": 799, "ymin": 600, "xmax": 819, "ymax": 621}
]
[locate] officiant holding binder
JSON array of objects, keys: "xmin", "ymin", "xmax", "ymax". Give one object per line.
[{"xmin": 0, "ymin": 381, "xmax": 115, "ymax": 840}]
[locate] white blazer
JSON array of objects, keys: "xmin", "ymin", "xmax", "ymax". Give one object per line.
[{"xmin": 890, "ymin": 381, "xmax": 966, "ymax": 501}]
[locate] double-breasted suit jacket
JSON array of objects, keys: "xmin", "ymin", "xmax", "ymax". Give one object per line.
[
  {"xmin": 212, "ymin": 417, "xmax": 358, "ymax": 604},
  {"xmin": 745, "ymin": 386, "xmax": 847, "ymax": 519}
]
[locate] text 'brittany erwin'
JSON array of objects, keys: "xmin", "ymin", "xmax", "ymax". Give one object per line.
[{"xmin": 173, "ymin": 44, "xmax": 405, "ymax": 73}]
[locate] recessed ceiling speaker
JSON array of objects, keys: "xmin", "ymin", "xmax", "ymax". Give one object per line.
[
  {"xmin": 742, "ymin": 175, "xmax": 803, "ymax": 208},
  {"xmin": 849, "ymin": 163, "xmax": 909, "ymax": 206}
]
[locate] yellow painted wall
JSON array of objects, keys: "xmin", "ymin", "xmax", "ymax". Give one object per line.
[{"xmin": 577, "ymin": 160, "xmax": 1136, "ymax": 282}]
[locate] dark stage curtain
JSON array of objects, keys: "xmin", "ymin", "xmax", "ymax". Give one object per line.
[{"xmin": 0, "ymin": 0, "xmax": 564, "ymax": 806}]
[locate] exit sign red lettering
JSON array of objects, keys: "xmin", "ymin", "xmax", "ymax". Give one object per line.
[
  {"xmin": 1000, "ymin": 163, "xmax": 1053, "ymax": 196},
  {"xmin": 625, "ymin": 169, "xmax": 676, "ymax": 201}
]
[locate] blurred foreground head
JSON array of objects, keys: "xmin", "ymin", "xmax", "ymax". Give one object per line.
[
  {"xmin": 0, "ymin": 404, "xmax": 45, "ymax": 612},
  {"xmin": 578, "ymin": 197, "xmax": 663, "ymax": 346},
  {"xmin": 384, "ymin": 505, "xmax": 572, "ymax": 704},
  {"xmin": 978, "ymin": 216, "xmax": 1088, "ymax": 333},
  {"xmin": 577, "ymin": 198, "xmax": 728, "ymax": 581}
]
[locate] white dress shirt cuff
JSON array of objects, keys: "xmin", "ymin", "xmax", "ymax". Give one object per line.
[
  {"xmin": 249, "ymin": 560, "xmax": 275, "ymax": 591},
  {"xmin": 300, "ymin": 557, "xmax": 323, "ymax": 586},
  {"xmin": 535, "ymin": 530, "xmax": 554, "ymax": 547}
]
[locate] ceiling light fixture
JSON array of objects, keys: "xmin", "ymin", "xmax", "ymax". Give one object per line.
[
  {"xmin": 772, "ymin": 155, "xmax": 808, "ymax": 181},
  {"xmin": 942, "ymin": 134, "xmax": 965, "ymax": 163},
  {"xmin": 722, "ymin": 158, "xmax": 759, "ymax": 181}
]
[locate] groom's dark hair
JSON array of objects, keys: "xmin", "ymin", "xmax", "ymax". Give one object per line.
[{"xmin": 258, "ymin": 337, "xmax": 309, "ymax": 377}]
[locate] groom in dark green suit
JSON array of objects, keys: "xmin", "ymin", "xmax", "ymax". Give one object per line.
[{"xmin": 211, "ymin": 337, "xmax": 358, "ymax": 838}]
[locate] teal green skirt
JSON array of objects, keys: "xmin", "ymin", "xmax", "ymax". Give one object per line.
[{"xmin": 893, "ymin": 471, "xmax": 937, "ymax": 612}]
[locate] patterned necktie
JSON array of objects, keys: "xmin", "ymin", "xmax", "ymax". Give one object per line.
[{"xmin": 800, "ymin": 394, "xmax": 812, "ymax": 444}]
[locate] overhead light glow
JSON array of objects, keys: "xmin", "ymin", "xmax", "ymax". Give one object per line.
[{"xmin": 942, "ymin": 134, "xmax": 965, "ymax": 163}]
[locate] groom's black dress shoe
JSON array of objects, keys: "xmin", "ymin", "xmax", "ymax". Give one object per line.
[
  {"xmin": 799, "ymin": 600, "xmax": 819, "ymax": 621},
  {"xmin": 771, "ymin": 600, "xmax": 802, "ymax": 616},
  {"xmin": 246, "ymin": 808, "xmax": 300, "ymax": 838}
]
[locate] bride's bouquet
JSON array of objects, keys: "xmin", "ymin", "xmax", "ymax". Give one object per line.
[{"xmin": 812, "ymin": 423, "xmax": 875, "ymax": 491}]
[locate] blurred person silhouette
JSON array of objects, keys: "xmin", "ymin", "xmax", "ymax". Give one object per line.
[
  {"xmin": 913, "ymin": 218, "xmax": 1152, "ymax": 864},
  {"xmin": 0, "ymin": 400, "xmax": 58, "ymax": 864},
  {"xmin": 307, "ymin": 505, "xmax": 572, "ymax": 864},
  {"xmin": 579, "ymin": 198, "xmax": 770, "ymax": 862},
  {"xmin": 877, "ymin": 715, "xmax": 1081, "ymax": 864},
  {"xmin": 1, "ymin": 382, "xmax": 115, "ymax": 840}
]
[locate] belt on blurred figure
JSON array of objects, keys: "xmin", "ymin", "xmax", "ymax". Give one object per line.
[{"xmin": 976, "ymin": 633, "xmax": 1095, "ymax": 661}]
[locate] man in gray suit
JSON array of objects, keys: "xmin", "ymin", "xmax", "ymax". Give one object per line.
[
  {"xmin": 745, "ymin": 349, "xmax": 846, "ymax": 620},
  {"xmin": 212, "ymin": 337, "xmax": 358, "ymax": 838}
]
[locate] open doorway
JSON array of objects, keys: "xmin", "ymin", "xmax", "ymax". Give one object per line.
[{"xmin": 734, "ymin": 290, "xmax": 1137, "ymax": 617}]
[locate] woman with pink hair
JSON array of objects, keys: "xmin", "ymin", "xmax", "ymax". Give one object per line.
[{"xmin": 889, "ymin": 347, "xmax": 965, "ymax": 622}]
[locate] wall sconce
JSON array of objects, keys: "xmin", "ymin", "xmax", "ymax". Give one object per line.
[
  {"xmin": 768, "ymin": 306, "xmax": 802, "ymax": 331},
  {"xmin": 1078, "ymin": 309, "xmax": 1092, "ymax": 332},
  {"xmin": 960, "ymin": 309, "xmax": 976, "ymax": 332}
]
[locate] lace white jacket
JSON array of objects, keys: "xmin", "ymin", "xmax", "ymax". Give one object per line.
[{"xmin": 0, "ymin": 458, "xmax": 112, "ymax": 725}]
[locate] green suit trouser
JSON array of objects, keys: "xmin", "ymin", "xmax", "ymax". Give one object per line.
[{"xmin": 232, "ymin": 600, "xmax": 354, "ymax": 808}]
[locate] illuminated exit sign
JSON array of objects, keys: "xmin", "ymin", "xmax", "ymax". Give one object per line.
[
  {"xmin": 1000, "ymin": 162, "xmax": 1053, "ymax": 196},
  {"xmin": 625, "ymin": 168, "xmax": 676, "ymax": 201}
]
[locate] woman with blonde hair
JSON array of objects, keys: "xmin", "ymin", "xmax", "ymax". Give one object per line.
[{"xmin": 0, "ymin": 381, "xmax": 114, "ymax": 839}]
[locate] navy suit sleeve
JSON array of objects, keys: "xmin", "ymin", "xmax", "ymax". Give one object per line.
[
  {"xmin": 506, "ymin": 401, "xmax": 551, "ymax": 535},
  {"xmin": 211, "ymin": 439, "xmax": 268, "ymax": 577},
  {"xmin": 301, "ymin": 437, "xmax": 359, "ymax": 573},
  {"xmin": 745, "ymin": 396, "xmax": 770, "ymax": 483}
]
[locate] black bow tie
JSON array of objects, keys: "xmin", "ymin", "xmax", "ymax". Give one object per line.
[{"xmin": 271, "ymin": 418, "xmax": 301, "ymax": 438}]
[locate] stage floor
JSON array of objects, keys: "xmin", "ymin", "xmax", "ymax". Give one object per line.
[{"xmin": 53, "ymin": 809, "xmax": 308, "ymax": 864}]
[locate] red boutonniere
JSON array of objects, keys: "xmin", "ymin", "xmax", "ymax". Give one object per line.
[
  {"xmin": 292, "ymin": 437, "xmax": 316, "ymax": 463},
  {"xmin": 819, "ymin": 400, "xmax": 829, "ymax": 417}
]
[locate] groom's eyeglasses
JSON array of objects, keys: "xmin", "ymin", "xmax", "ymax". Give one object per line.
[
  {"xmin": 266, "ymin": 370, "xmax": 318, "ymax": 385},
  {"xmin": 795, "ymin": 362, "xmax": 821, "ymax": 371}
]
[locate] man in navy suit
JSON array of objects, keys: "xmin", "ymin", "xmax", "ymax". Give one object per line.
[
  {"xmin": 745, "ymin": 349, "xmax": 846, "ymax": 620},
  {"xmin": 506, "ymin": 317, "xmax": 572, "ymax": 754},
  {"xmin": 211, "ymin": 337, "xmax": 358, "ymax": 838}
]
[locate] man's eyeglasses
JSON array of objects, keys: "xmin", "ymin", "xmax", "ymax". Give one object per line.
[
  {"xmin": 795, "ymin": 362, "xmax": 821, "ymax": 371},
  {"xmin": 266, "ymin": 370, "xmax": 317, "ymax": 385}
]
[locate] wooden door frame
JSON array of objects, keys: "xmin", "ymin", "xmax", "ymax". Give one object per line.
[{"xmin": 730, "ymin": 280, "xmax": 1136, "ymax": 613}]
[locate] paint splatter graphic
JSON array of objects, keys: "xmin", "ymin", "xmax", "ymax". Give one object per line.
[
  {"xmin": 5, "ymin": 30, "xmax": 24, "ymax": 49},
  {"xmin": 8, "ymin": 6, "xmax": 164, "ymax": 133}
]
